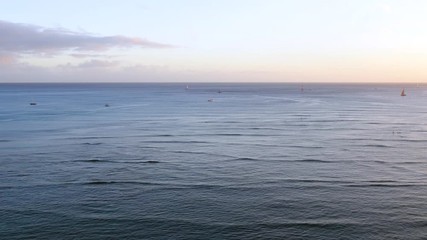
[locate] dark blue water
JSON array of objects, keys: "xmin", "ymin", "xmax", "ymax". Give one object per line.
[{"xmin": 1, "ymin": 83, "xmax": 427, "ymax": 239}]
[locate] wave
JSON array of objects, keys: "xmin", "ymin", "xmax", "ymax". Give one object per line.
[
  {"xmin": 145, "ymin": 134, "xmax": 175, "ymax": 137},
  {"xmin": 283, "ymin": 179, "xmax": 353, "ymax": 184},
  {"xmin": 396, "ymin": 161, "xmax": 427, "ymax": 165},
  {"xmin": 345, "ymin": 183, "xmax": 424, "ymax": 188},
  {"xmin": 365, "ymin": 122, "xmax": 382, "ymax": 125},
  {"xmin": 207, "ymin": 133, "xmax": 285, "ymax": 137},
  {"xmin": 75, "ymin": 159, "xmax": 114, "ymax": 163},
  {"xmin": 1, "ymin": 180, "xmax": 169, "ymax": 189},
  {"xmin": 365, "ymin": 180, "xmax": 398, "ymax": 183},
  {"xmin": 228, "ymin": 157, "xmax": 332, "ymax": 163},
  {"xmin": 201, "ymin": 121, "xmax": 242, "ymax": 124},
  {"xmin": 124, "ymin": 134, "xmax": 176, "ymax": 138},
  {"xmin": 294, "ymin": 159, "xmax": 333, "ymax": 163},
  {"xmin": 232, "ymin": 157, "xmax": 260, "ymax": 161},
  {"xmin": 144, "ymin": 160, "xmax": 160, "ymax": 164},
  {"xmin": 305, "ymin": 119, "xmax": 359, "ymax": 123},
  {"xmin": 209, "ymin": 133, "xmax": 245, "ymax": 136},
  {"xmin": 369, "ymin": 160, "xmax": 427, "ymax": 165},
  {"xmin": 260, "ymin": 178, "xmax": 426, "ymax": 187},
  {"xmin": 82, "ymin": 142, "xmax": 103, "ymax": 145},
  {"xmin": 248, "ymin": 127, "xmax": 283, "ymax": 131},
  {"xmin": 75, "ymin": 159, "xmax": 161, "ymax": 164},
  {"xmin": 372, "ymin": 160, "xmax": 387, "ymax": 164},
  {"xmin": 83, "ymin": 180, "xmax": 162, "ymax": 186},
  {"xmin": 170, "ymin": 150, "xmax": 234, "ymax": 158},
  {"xmin": 250, "ymin": 221, "xmax": 363, "ymax": 230},
  {"xmin": 398, "ymin": 139, "xmax": 427, "ymax": 143},
  {"xmin": 287, "ymin": 145, "xmax": 324, "ymax": 149},
  {"xmin": 139, "ymin": 140, "xmax": 211, "ymax": 144},
  {"xmin": 333, "ymin": 138, "xmax": 391, "ymax": 141},
  {"xmin": 361, "ymin": 144, "xmax": 393, "ymax": 148},
  {"xmin": 130, "ymin": 133, "xmax": 284, "ymax": 138},
  {"xmin": 65, "ymin": 136, "xmax": 116, "ymax": 140}
]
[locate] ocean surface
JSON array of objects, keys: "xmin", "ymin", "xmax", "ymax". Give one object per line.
[{"xmin": 1, "ymin": 83, "xmax": 427, "ymax": 239}]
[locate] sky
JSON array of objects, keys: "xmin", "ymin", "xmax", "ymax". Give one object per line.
[{"xmin": 1, "ymin": 0, "xmax": 427, "ymax": 83}]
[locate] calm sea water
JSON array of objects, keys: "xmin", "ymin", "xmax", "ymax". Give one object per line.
[{"xmin": 1, "ymin": 83, "xmax": 427, "ymax": 239}]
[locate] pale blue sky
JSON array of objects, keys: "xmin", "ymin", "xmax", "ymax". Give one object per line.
[{"xmin": 1, "ymin": 0, "xmax": 427, "ymax": 82}]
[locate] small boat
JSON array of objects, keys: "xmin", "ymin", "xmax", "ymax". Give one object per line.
[
  {"xmin": 218, "ymin": 89, "xmax": 222, "ymax": 93},
  {"xmin": 29, "ymin": 97, "xmax": 37, "ymax": 105},
  {"xmin": 105, "ymin": 104, "xmax": 110, "ymax": 107},
  {"xmin": 401, "ymin": 89, "xmax": 406, "ymax": 96},
  {"xmin": 208, "ymin": 99, "xmax": 214, "ymax": 102}
]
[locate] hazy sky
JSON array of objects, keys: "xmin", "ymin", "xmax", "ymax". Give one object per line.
[{"xmin": 1, "ymin": 0, "xmax": 427, "ymax": 82}]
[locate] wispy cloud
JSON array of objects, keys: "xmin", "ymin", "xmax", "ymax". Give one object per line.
[
  {"xmin": 0, "ymin": 53, "xmax": 17, "ymax": 65},
  {"xmin": 0, "ymin": 20, "xmax": 172, "ymax": 55},
  {"xmin": 70, "ymin": 53, "xmax": 117, "ymax": 58},
  {"xmin": 77, "ymin": 59, "xmax": 120, "ymax": 68}
]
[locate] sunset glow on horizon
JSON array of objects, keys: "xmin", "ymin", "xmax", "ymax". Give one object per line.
[{"xmin": 1, "ymin": 0, "xmax": 427, "ymax": 83}]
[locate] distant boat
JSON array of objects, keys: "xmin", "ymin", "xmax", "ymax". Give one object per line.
[
  {"xmin": 30, "ymin": 98, "xmax": 37, "ymax": 105},
  {"xmin": 218, "ymin": 89, "xmax": 222, "ymax": 93},
  {"xmin": 208, "ymin": 99, "xmax": 214, "ymax": 102},
  {"xmin": 185, "ymin": 85, "xmax": 189, "ymax": 90},
  {"xmin": 105, "ymin": 104, "xmax": 110, "ymax": 107},
  {"xmin": 401, "ymin": 89, "xmax": 406, "ymax": 96}
]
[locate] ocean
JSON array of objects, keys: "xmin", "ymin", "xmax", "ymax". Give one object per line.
[{"xmin": 1, "ymin": 83, "xmax": 427, "ymax": 239}]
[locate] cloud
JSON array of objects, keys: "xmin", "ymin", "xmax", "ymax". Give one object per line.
[
  {"xmin": 0, "ymin": 53, "xmax": 17, "ymax": 65},
  {"xmin": 77, "ymin": 59, "xmax": 120, "ymax": 68},
  {"xmin": 0, "ymin": 20, "xmax": 173, "ymax": 55},
  {"xmin": 70, "ymin": 53, "xmax": 116, "ymax": 58}
]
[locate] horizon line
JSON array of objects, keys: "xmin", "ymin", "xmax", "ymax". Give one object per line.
[{"xmin": 0, "ymin": 81, "xmax": 423, "ymax": 85}]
